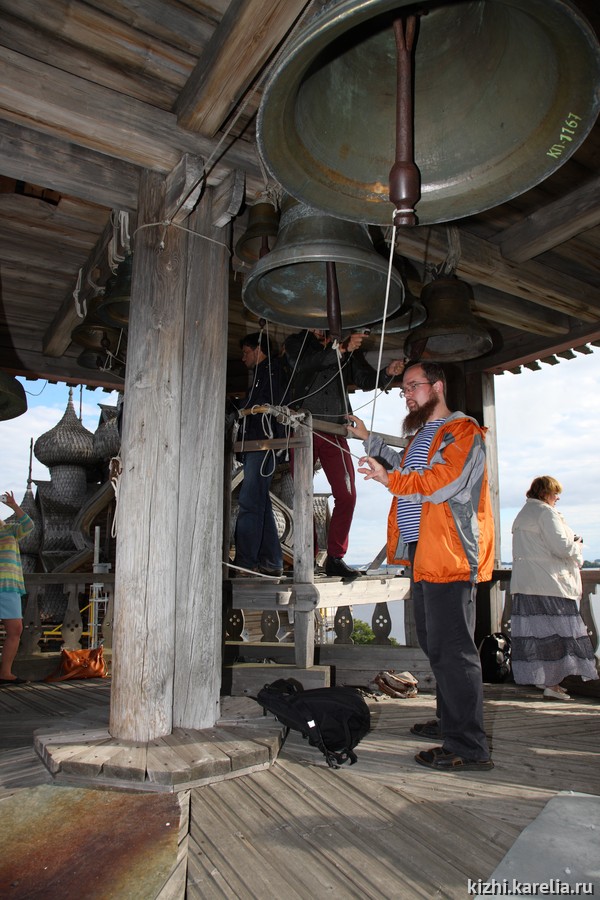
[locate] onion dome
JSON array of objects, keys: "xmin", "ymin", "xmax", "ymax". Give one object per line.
[
  {"xmin": 16, "ymin": 486, "xmax": 40, "ymax": 555},
  {"xmin": 93, "ymin": 406, "xmax": 121, "ymax": 461},
  {"xmin": 34, "ymin": 388, "xmax": 96, "ymax": 468}
]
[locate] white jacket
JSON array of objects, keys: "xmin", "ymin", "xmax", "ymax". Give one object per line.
[{"xmin": 510, "ymin": 498, "xmax": 583, "ymax": 600}]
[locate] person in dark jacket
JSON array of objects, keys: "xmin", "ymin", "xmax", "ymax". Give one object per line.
[
  {"xmin": 233, "ymin": 332, "xmax": 284, "ymax": 577},
  {"xmin": 284, "ymin": 328, "xmax": 404, "ymax": 579}
]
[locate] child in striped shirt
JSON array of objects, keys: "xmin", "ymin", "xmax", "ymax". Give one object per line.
[{"xmin": 0, "ymin": 491, "xmax": 34, "ymax": 685}]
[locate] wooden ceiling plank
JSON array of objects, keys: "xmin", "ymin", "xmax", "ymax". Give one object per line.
[
  {"xmin": 0, "ymin": 236, "xmax": 89, "ymax": 273},
  {"xmin": 0, "ymin": 5, "xmax": 188, "ymax": 109},
  {"xmin": 0, "ymin": 120, "xmax": 140, "ymax": 211},
  {"xmin": 0, "ymin": 219, "xmax": 101, "ymax": 254},
  {"xmin": 471, "ymin": 286, "xmax": 571, "ymax": 336},
  {"xmin": 1, "ymin": 352, "xmax": 123, "ymax": 389},
  {"xmin": 83, "ymin": 0, "xmax": 219, "ymax": 54},
  {"xmin": 393, "ymin": 225, "xmax": 599, "ymax": 322},
  {"xmin": 175, "ymin": 0, "xmax": 311, "ymax": 136},
  {"xmin": 494, "ymin": 175, "xmax": 600, "ymax": 262},
  {"xmin": 0, "ymin": 45, "xmax": 260, "ymax": 180},
  {"xmin": 0, "ymin": 193, "xmax": 108, "ymax": 236}
]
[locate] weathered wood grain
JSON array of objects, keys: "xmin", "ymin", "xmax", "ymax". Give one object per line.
[
  {"xmin": 109, "ymin": 170, "xmax": 184, "ymax": 741},
  {"xmin": 172, "ymin": 184, "xmax": 229, "ymax": 730},
  {"xmin": 175, "ymin": 0, "xmax": 312, "ymax": 136}
]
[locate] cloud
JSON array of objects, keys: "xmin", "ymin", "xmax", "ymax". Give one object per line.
[
  {"xmin": 495, "ymin": 353, "xmax": 600, "ymax": 561},
  {"xmin": 0, "ymin": 381, "xmax": 119, "ymax": 500}
]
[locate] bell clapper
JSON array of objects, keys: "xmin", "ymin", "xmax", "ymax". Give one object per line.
[{"xmin": 389, "ymin": 14, "xmax": 421, "ymax": 228}]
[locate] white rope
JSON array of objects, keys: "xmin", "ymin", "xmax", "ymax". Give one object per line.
[
  {"xmin": 365, "ymin": 217, "xmax": 401, "ymax": 457},
  {"xmin": 224, "ymin": 561, "xmax": 283, "ymax": 580},
  {"xmin": 109, "ymin": 456, "xmax": 123, "ymax": 538},
  {"xmin": 132, "ymin": 220, "xmax": 231, "ymax": 255},
  {"xmin": 119, "ymin": 210, "xmax": 131, "ymax": 254},
  {"xmin": 73, "ymin": 267, "xmax": 86, "ymax": 318}
]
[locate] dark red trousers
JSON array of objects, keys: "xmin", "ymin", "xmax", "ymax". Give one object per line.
[{"xmin": 292, "ymin": 432, "xmax": 356, "ymax": 558}]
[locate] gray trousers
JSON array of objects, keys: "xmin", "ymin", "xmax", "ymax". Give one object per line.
[{"xmin": 408, "ymin": 544, "xmax": 490, "ymax": 761}]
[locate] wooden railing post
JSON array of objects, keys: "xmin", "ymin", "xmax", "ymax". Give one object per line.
[{"xmin": 293, "ymin": 414, "xmax": 315, "ymax": 668}]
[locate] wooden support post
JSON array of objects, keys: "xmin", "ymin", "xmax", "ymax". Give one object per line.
[
  {"xmin": 480, "ymin": 371, "xmax": 504, "ymax": 635},
  {"xmin": 110, "ymin": 170, "xmax": 185, "ymax": 742},
  {"xmin": 293, "ymin": 414, "xmax": 315, "ymax": 668},
  {"xmin": 467, "ymin": 370, "xmax": 504, "ymax": 643},
  {"xmin": 173, "ymin": 187, "xmax": 229, "ymax": 729}
]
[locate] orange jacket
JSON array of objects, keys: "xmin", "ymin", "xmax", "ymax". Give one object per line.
[{"xmin": 371, "ymin": 413, "xmax": 494, "ymax": 584}]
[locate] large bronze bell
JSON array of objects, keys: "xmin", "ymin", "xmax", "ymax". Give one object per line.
[
  {"xmin": 96, "ymin": 254, "xmax": 132, "ymax": 329},
  {"xmin": 257, "ymin": 0, "xmax": 600, "ymax": 226},
  {"xmin": 242, "ymin": 194, "xmax": 405, "ymax": 329},
  {"xmin": 404, "ymin": 277, "xmax": 492, "ymax": 361},
  {"xmin": 235, "ymin": 201, "xmax": 280, "ymax": 265}
]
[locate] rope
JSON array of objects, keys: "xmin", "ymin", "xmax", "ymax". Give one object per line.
[
  {"xmin": 109, "ymin": 456, "xmax": 123, "ymax": 538},
  {"xmin": 224, "ymin": 561, "xmax": 284, "ymax": 580},
  {"xmin": 73, "ymin": 267, "xmax": 86, "ymax": 318},
  {"xmin": 132, "ymin": 220, "xmax": 231, "ymax": 255},
  {"xmin": 366, "ymin": 216, "xmax": 401, "ymax": 456}
]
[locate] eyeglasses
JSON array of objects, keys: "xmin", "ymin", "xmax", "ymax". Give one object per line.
[{"xmin": 400, "ymin": 381, "xmax": 432, "ymax": 398}]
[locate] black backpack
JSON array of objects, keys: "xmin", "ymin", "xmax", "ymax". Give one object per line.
[
  {"xmin": 255, "ymin": 678, "xmax": 371, "ymax": 768},
  {"xmin": 479, "ymin": 632, "xmax": 512, "ymax": 683}
]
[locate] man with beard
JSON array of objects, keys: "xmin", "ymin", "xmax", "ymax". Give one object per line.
[{"xmin": 347, "ymin": 361, "xmax": 495, "ymax": 771}]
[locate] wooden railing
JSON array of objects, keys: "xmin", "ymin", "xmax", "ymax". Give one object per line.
[
  {"xmin": 16, "ymin": 569, "xmax": 599, "ymax": 671},
  {"xmin": 18, "ymin": 572, "xmax": 115, "ymax": 656},
  {"xmin": 225, "ymin": 567, "xmax": 600, "ymax": 655}
]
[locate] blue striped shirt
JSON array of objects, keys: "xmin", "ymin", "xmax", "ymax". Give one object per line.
[{"xmin": 396, "ymin": 419, "xmax": 446, "ymax": 542}]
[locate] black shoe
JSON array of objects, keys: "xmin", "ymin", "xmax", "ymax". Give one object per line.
[
  {"xmin": 325, "ymin": 556, "xmax": 361, "ymax": 580},
  {"xmin": 258, "ymin": 565, "xmax": 284, "ymax": 577}
]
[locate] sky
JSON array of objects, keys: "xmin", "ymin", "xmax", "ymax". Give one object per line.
[{"xmin": 1, "ymin": 350, "xmax": 600, "ymax": 569}]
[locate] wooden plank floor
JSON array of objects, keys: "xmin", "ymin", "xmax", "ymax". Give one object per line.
[
  {"xmin": 0, "ymin": 679, "xmax": 111, "ymax": 797},
  {"xmin": 1, "ymin": 679, "xmax": 599, "ymax": 898},
  {"xmin": 187, "ymin": 684, "xmax": 600, "ymax": 899}
]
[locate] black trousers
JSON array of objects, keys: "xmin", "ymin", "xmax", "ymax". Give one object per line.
[{"xmin": 408, "ymin": 543, "xmax": 490, "ymax": 761}]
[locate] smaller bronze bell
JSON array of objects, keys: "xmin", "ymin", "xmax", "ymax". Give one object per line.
[
  {"xmin": 71, "ymin": 320, "xmax": 121, "ymax": 352},
  {"xmin": 71, "ymin": 316, "xmax": 127, "ymax": 378},
  {"xmin": 368, "ymin": 290, "xmax": 426, "ymax": 334},
  {"xmin": 242, "ymin": 194, "xmax": 405, "ymax": 329},
  {"xmin": 404, "ymin": 277, "xmax": 493, "ymax": 362},
  {"xmin": 0, "ymin": 371, "xmax": 27, "ymax": 421},
  {"xmin": 77, "ymin": 349, "xmax": 126, "ymax": 379},
  {"xmin": 76, "ymin": 349, "xmax": 106, "ymax": 371},
  {"xmin": 96, "ymin": 254, "xmax": 132, "ymax": 329},
  {"xmin": 235, "ymin": 201, "xmax": 280, "ymax": 264}
]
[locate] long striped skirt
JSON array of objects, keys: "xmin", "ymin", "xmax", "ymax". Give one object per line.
[{"xmin": 510, "ymin": 593, "xmax": 599, "ymax": 687}]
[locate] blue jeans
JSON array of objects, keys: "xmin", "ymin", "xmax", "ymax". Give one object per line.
[
  {"xmin": 408, "ymin": 545, "xmax": 489, "ymax": 761},
  {"xmin": 234, "ymin": 450, "xmax": 282, "ymax": 570}
]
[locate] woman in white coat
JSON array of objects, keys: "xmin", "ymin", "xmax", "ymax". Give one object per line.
[{"xmin": 510, "ymin": 475, "xmax": 598, "ymax": 700}]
